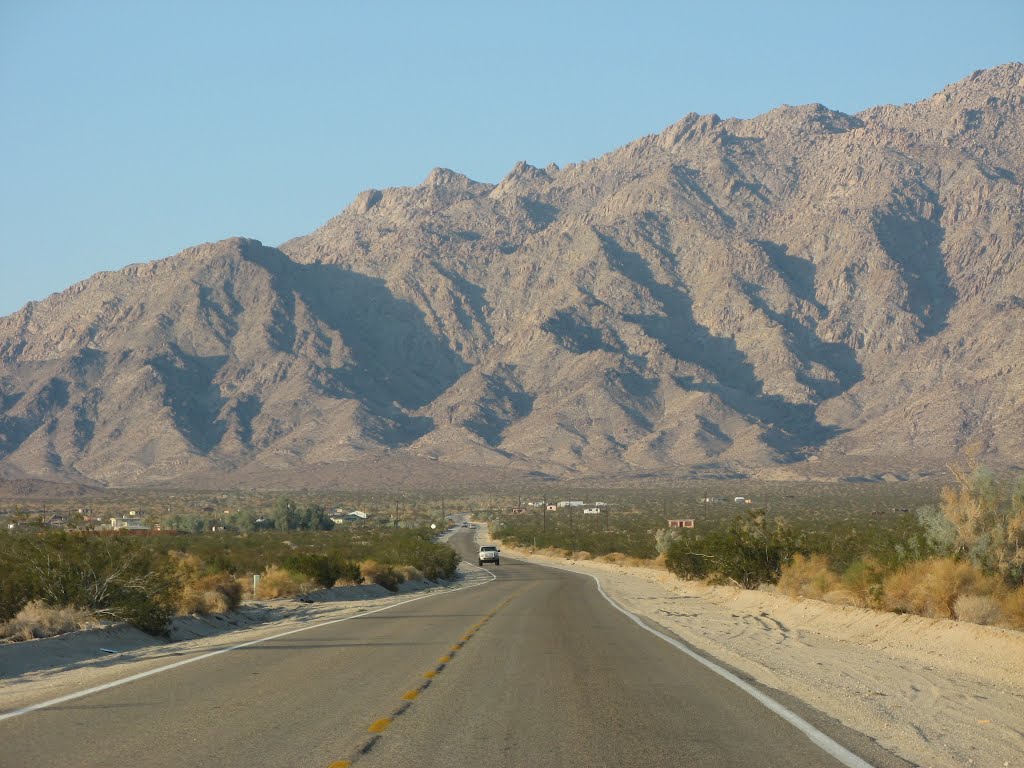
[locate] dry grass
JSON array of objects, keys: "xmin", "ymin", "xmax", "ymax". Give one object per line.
[
  {"xmin": 360, "ymin": 560, "xmax": 403, "ymax": 592},
  {"xmin": 954, "ymin": 594, "xmax": 1002, "ymax": 625},
  {"xmin": 999, "ymin": 587, "xmax": 1024, "ymax": 630},
  {"xmin": 177, "ymin": 573, "xmax": 243, "ymax": 615},
  {"xmin": 236, "ymin": 575, "xmax": 255, "ymax": 600},
  {"xmin": 596, "ymin": 552, "xmax": 649, "ymax": 567},
  {"xmin": 0, "ymin": 600, "xmax": 97, "ymax": 641},
  {"xmin": 332, "ymin": 575, "xmax": 362, "ymax": 587},
  {"xmin": 881, "ymin": 558, "xmax": 1002, "ymax": 620},
  {"xmin": 394, "ymin": 564, "xmax": 425, "ymax": 582},
  {"xmin": 256, "ymin": 565, "xmax": 312, "ymax": 599},
  {"xmin": 573, "ymin": 550, "xmax": 594, "ymax": 561},
  {"xmin": 777, "ymin": 554, "xmax": 839, "ymax": 600}
]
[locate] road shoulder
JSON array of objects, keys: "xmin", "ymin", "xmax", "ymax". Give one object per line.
[{"xmin": 0, "ymin": 567, "xmax": 486, "ymax": 716}]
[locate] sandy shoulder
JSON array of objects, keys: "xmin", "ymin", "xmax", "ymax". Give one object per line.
[{"xmin": 504, "ymin": 546, "xmax": 1024, "ymax": 768}]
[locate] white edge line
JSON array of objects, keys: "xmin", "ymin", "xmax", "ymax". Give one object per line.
[
  {"xmin": 526, "ymin": 558, "xmax": 874, "ymax": 768},
  {"xmin": 0, "ymin": 564, "xmax": 496, "ymax": 724}
]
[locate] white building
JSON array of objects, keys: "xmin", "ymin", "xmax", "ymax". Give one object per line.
[{"xmin": 109, "ymin": 514, "xmax": 150, "ymax": 531}]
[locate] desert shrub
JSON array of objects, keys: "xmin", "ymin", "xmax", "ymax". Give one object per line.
[
  {"xmin": 666, "ymin": 512, "xmax": 795, "ymax": 588},
  {"xmin": 999, "ymin": 587, "xmax": 1024, "ymax": 630},
  {"xmin": 177, "ymin": 573, "xmax": 242, "ymax": 615},
  {"xmin": 0, "ymin": 539, "xmax": 41, "ymax": 623},
  {"xmin": 839, "ymin": 557, "xmax": 887, "ymax": 608},
  {"xmin": 665, "ymin": 543, "xmax": 713, "ymax": 580},
  {"xmin": 574, "ymin": 551, "xmax": 594, "ymax": 561},
  {"xmin": 882, "ymin": 558, "xmax": 1001, "ymax": 620},
  {"xmin": 0, "ymin": 600, "xmax": 97, "ymax": 641},
  {"xmin": 360, "ymin": 560, "xmax": 404, "ymax": 591},
  {"xmin": 0, "ymin": 533, "xmax": 176, "ymax": 634},
  {"xmin": 256, "ymin": 565, "xmax": 309, "ymax": 599},
  {"xmin": 937, "ymin": 463, "xmax": 1024, "ymax": 585},
  {"xmin": 654, "ymin": 528, "xmax": 680, "ymax": 555},
  {"xmin": 777, "ymin": 554, "xmax": 839, "ymax": 600},
  {"xmin": 953, "ymin": 594, "xmax": 1002, "ymax": 625},
  {"xmin": 395, "ymin": 565, "xmax": 424, "ymax": 582},
  {"xmin": 332, "ymin": 559, "xmax": 363, "ymax": 586},
  {"xmin": 281, "ymin": 553, "xmax": 341, "ymax": 589}
]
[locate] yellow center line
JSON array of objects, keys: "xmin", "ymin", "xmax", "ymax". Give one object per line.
[{"xmin": 332, "ymin": 603, "xmax": 516, "ymax": 768}]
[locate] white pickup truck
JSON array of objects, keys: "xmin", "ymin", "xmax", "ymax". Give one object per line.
[{"xmin": 478, "ymin": 545, "xmax": 500, "ymax": 566}]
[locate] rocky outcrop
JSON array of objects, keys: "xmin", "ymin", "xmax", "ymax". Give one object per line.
[{"xmin": 1, "ymin": 64, "xmax": 1022, "ymax": 486}]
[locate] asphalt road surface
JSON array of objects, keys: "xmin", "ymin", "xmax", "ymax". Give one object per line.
[{"xmin": 0, "ymin": 530, "xmax": 905, "ymax": 767}]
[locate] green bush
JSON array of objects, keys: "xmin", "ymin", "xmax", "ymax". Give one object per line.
[
  {"xmin": 281, "ymin": 553, "xmax": 362, "ymax": 588},
  {"xmin": 0, "ymin": 524, "xmax": 458, "ymax": 635},
  {"xmin": 0, "ymin": 532, "xmax": 176, "ymax": 634},
  {"xmin": 666, "ymin": 512, "xmax": 795, "ymax": 588}
]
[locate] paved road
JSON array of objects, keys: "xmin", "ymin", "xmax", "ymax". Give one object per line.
[{"xmin": 0, "ymin": 530, "xmax": 904, "ymax": 767}]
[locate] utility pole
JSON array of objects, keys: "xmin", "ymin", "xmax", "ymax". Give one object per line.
[
  {"xmin": 569, "ymin": 505, "xmax": 574, "ymax": 555},
  {"xmin": 542, "ymin": 496, "xmax": 547, "ymax": 532}
]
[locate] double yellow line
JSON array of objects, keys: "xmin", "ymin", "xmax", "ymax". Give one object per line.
[{"xmin": 327, "ymin": 597, "xmax": 513, "ymax": 768}]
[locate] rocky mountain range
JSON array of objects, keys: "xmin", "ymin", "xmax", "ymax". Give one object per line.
[{"xmin": 2, "ymin": 64, "xmax": 1023, "ymax": 488}]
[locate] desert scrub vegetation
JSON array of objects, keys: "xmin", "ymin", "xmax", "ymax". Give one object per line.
[
  {"xmin": 1, "ymin": 600, "xmax": 99, "ymax": 641},
  {"xmin": 0, "ymin": 525, "xmax": 458, "ymax": 638},
  {"xmin": 690, "ymin": 462, "xmax": 1024, "ymax": 630},
  {"xmin": 665, "ymin": 511, "xmax": 797, "ymax": 588},
  {"xmin": 488, "ymin": 466, "xmax": 1024, "ymax": 630},
  {"xmin": 0, "ymin": 532, "xmax": 178, "ymax": 634}
]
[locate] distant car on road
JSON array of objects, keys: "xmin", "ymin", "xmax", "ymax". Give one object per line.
[{"xmin": 478, "ymin": 545, "xmax": 500, "ymax": 566}]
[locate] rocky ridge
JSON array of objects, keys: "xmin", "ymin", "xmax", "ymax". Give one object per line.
[{"xmin": 1, "ymin": 64, "xmax": 1022, "ymax": 486}]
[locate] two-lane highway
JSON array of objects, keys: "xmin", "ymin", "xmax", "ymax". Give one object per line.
[{"xmin": 0, "ymin": 530, "xmax": 904, "ymax": 767}]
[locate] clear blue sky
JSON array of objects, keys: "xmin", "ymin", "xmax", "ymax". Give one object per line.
[{"xmin": 1, "ymin": 0, "xmax": 1021, "ymax": 317}]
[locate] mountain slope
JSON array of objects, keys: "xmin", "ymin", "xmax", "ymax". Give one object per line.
[{"xmin": 2, "ymin": 64, "xmax": 1023, "ymax": 486}]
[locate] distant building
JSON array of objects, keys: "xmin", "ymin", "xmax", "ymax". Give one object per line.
[
  {"xmin": 331, "ymin": 512, "xmax": 368, "ymax": 524},
  {"xmin": 582, "ymin": 507, "xmax": 602, "ymax": 515},
  {"xmin": 109, "ymin": 515, "xmax": 150, "ymax": 531},
  {"xmin": 546, "ymin": 504, "xmax": 558, "ymax": 512}
]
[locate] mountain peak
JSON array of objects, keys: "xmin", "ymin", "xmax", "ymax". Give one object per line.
[
  {"xmin": 423, "ymin": 167, "xmax": 477, "ymax": 187},
  {"xmin": 2, "ymin": 65, "xmax": 1023, "ymax": 486}
]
